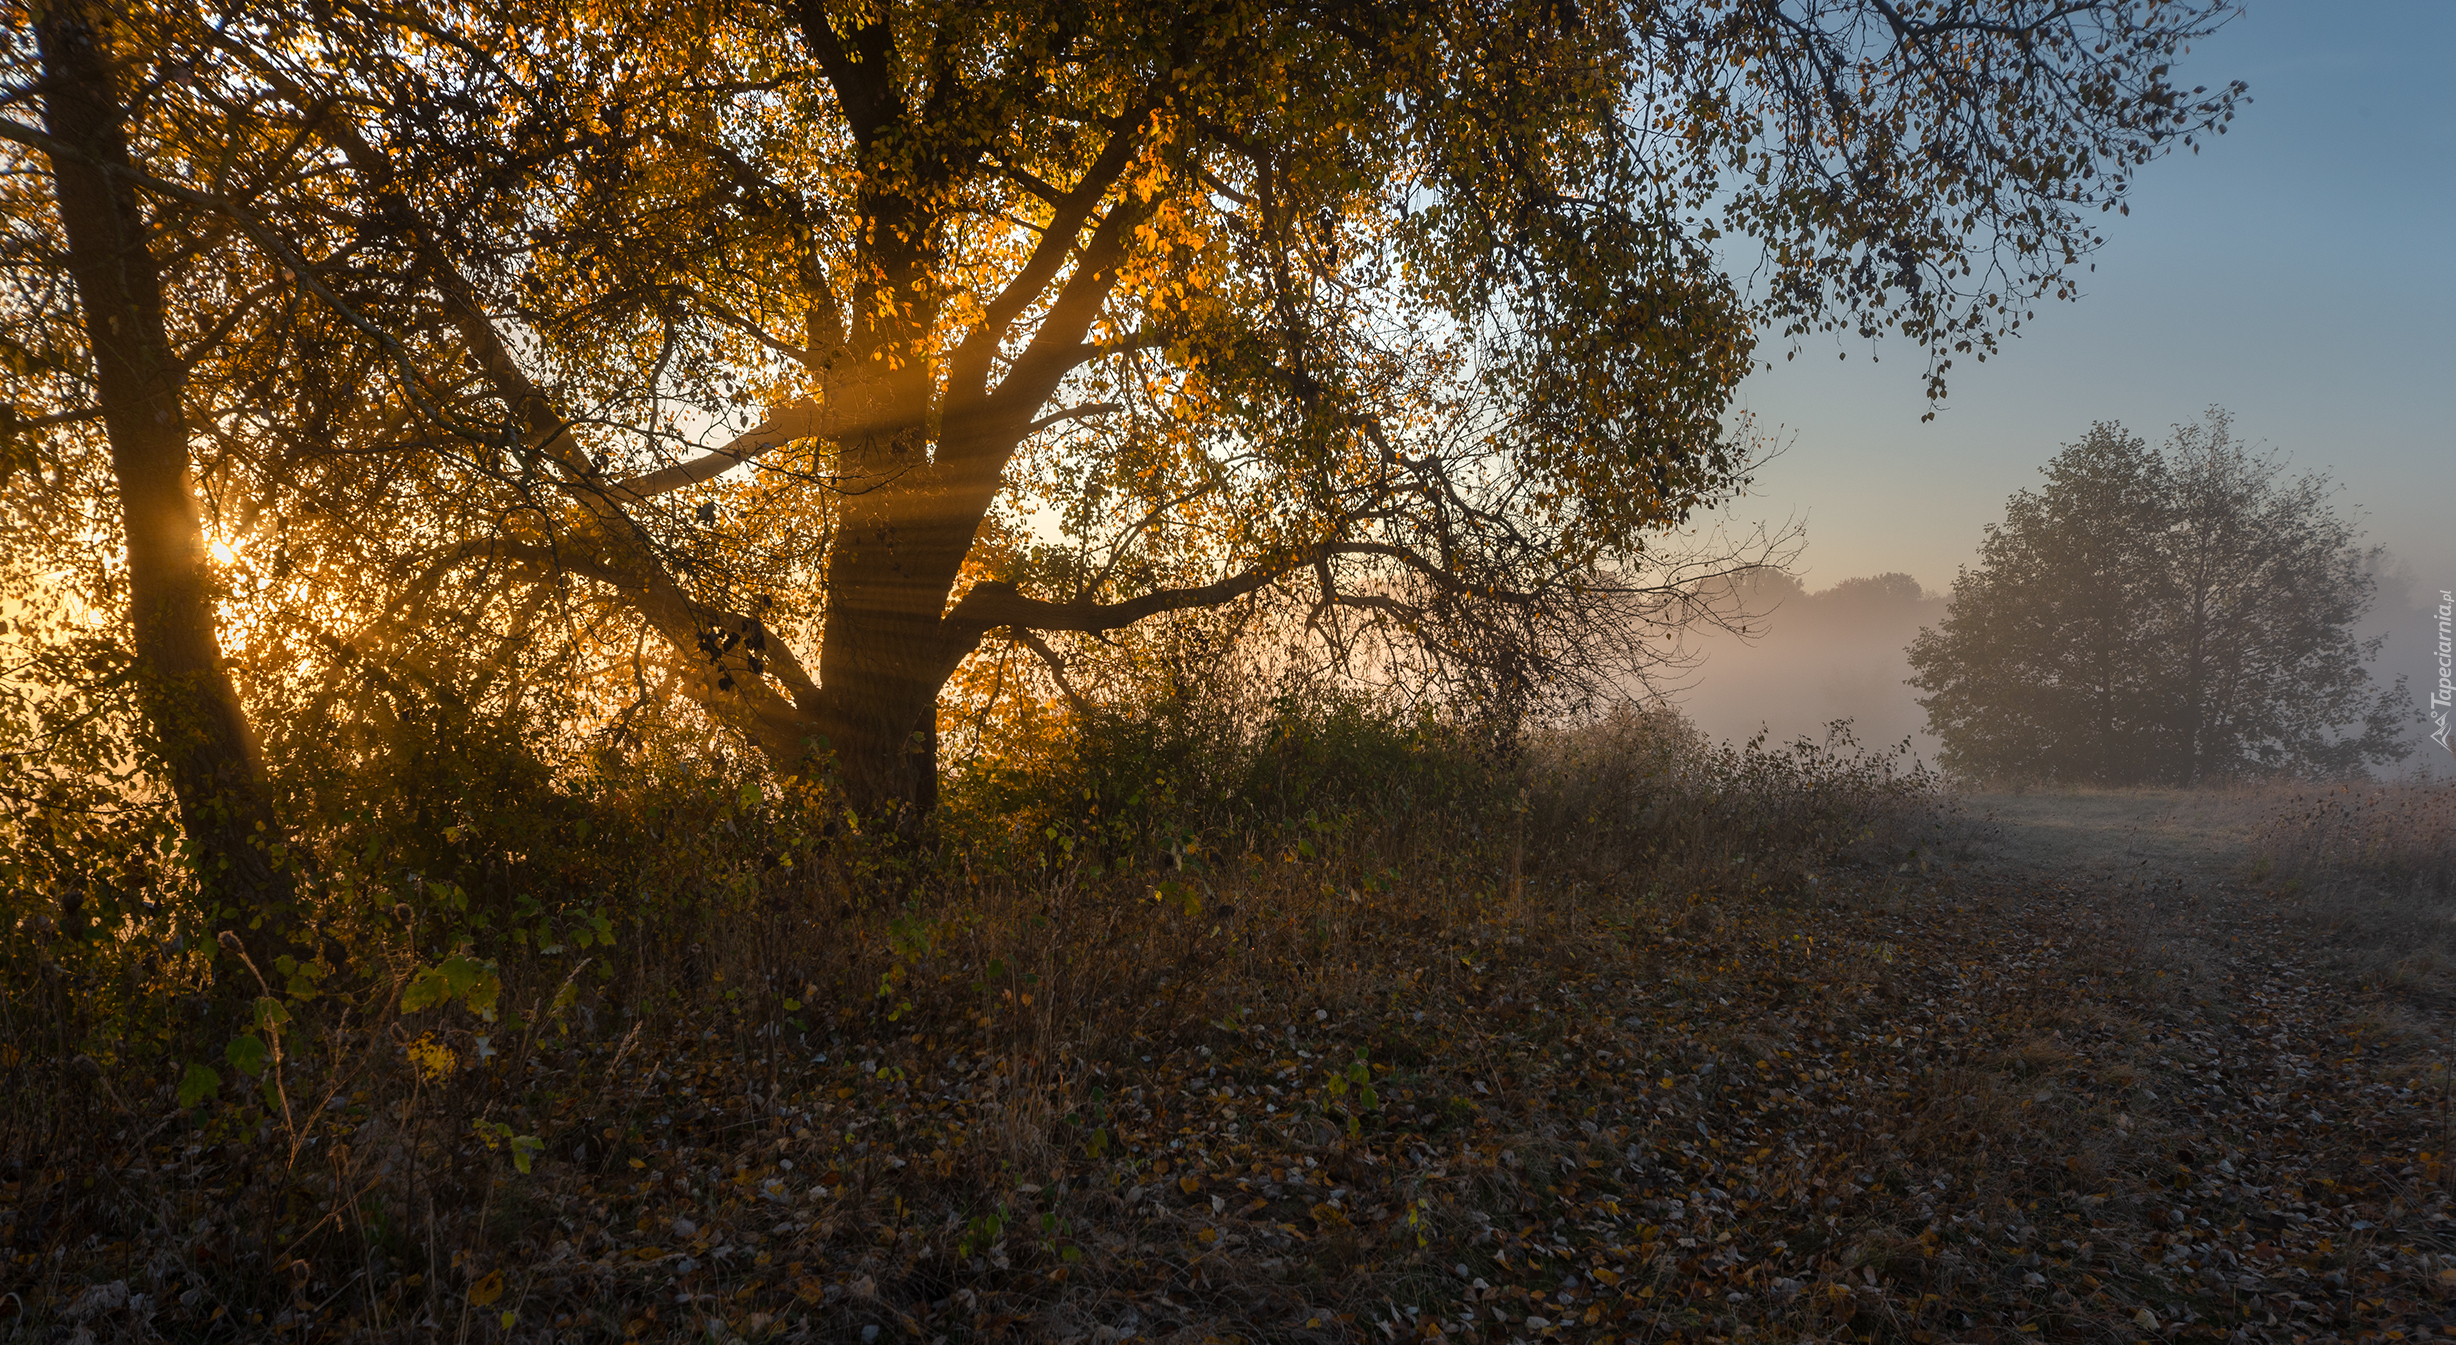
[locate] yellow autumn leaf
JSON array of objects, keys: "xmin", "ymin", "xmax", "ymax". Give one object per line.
[{"xmin": 467, "ymin": 1269, "xmax": 504, "ymax": 1307}]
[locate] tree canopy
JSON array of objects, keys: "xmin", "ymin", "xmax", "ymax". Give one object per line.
[
  {"xmin": 3, "ymin": 0, "xmax": 2247, "ymax": 863},
  {"xmin": 1908, "ymin": 411, "xmax": 2414, "ymax": 785}
]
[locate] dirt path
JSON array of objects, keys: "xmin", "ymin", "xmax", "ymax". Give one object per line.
[
  {"xmin": 1877, "ymin": 787, "xmax": 2456, "ymax": 1340},
  {"xmin": 1950, "ymin": 788, "xmax": 2277, "ymax": 889}
]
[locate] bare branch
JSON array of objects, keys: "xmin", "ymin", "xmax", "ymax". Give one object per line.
[
  {"xmin": 1008, "ymin": 627, "xmax": 1093, "ymax": 718},
  {"xmin": 609, "ymin": 401, "xmax": 825, "ymax": 500},
  {"xmin": 1023, "ymin": 401, "xmax": 1122, "ymax": 437}
]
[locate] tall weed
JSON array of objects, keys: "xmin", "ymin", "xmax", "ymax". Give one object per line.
[{"xmin": 2247, "ymin": 779, "xmax": 2456, "ymax": 993}]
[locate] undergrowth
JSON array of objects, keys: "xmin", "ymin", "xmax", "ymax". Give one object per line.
[
  {"xmin": 0, "ymin": 693, "xmax": 1949, "ymax": 1340},
  {"xmin": 2250, "ymin": 779, "xmax": 2456, "ymax": 909}
]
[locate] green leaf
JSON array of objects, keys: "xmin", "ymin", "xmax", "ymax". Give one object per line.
[
  {"xmin": 225, "ymin": 1034, "xmax": 269, "ymax": 1077},
  {"xmin": 177, "ymin": 1062, "xmax": 221, "ymax": 1109},
  {"xmin": 400, "ymin": 965, "xmax": 452, "ymax": 1012},
  {"xmin": 509, "ymin": 1133, "xmax": 545, "ymax": 1174},
  {"xmin": 462, "ymin": 966, "xmax": 503, "ymax": 1020}
]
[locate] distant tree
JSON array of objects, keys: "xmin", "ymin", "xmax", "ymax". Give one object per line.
[
  {"xmin": 1907, "ymin": 424, "xmax": 2173, "ymax": 782},
  {"xmin": 1909, "ymin": 411, "xmax": 2412, "ymax": 784},
  {"xmin": 2156, "ymin": 410, "xmax": 2414, "ymax": 780}
]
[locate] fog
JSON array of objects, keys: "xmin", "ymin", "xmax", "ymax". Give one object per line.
[
  {"xmin": 1666, "ymin": 557, "xmax": 2453, "ymax": 779},
  {"xmin": 1665, "ymin": 570, "xmax": 1945, "ymax": 762}
]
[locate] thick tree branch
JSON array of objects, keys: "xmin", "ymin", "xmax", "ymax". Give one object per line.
[
  {"xmin": 416, "ymin": 537, "xmax": 825, "ymax": 749},
  {"xmin": 610, "ymin": 401, "xmax": 825, "ymax": 500},
  {"xmin": 793, "ymin": 1, "xmax": 897, "ymax": 142},
  {"xmin": 1, "ymin": 404, "xmax": 103, "ymax": 432},
  {"xmin": 980, "ymin": 199, "xmax": 1149, "ymax": 430},
  {"xmin": 944, "ymin": 99, "xmax": 1155, "ymax": 399},
  {"xmin": 946, "ymin": 562, "xmax": 1292, "ymax": 644},
  {"xmin": 1023, "ymin": 401, "xmax": 1122, "ymax": 436}
]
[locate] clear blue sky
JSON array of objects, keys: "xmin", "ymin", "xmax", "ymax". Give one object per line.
[{"xmin": 1720, "ymin": 0, "xmax": 2456, "ymax": 604}]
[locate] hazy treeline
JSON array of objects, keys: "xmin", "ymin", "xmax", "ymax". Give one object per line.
[
  {"xmin": 1673, "ymin": 570, "xmax": 1945, "ymax": 759},
  {"xmin": 1674, "ymin": 555, "xmax": 2444, "ymax": 779}
]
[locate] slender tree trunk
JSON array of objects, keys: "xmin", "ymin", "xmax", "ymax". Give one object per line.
[
  {"xmin": 2181, "ymin": 586, "xmax": 2208, "ymax": 787},
  {"xmin": 36, "ymin": 4, "xmax": 297, "ymax": 975}
]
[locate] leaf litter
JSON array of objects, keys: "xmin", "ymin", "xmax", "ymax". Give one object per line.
[{"xmin": 8, "ymin": 853, "xmax": 2455, "ymax": 1342}]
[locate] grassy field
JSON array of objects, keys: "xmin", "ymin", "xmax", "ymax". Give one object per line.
[{"xmin": 6, "ymin": 763, "xmax": 2455, "ymax": 1342}]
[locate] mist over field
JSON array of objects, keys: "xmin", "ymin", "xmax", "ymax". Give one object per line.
[
  {"xmin": 1669, "ymin": 570, "xmax": 1945, "ymax": 762},
  {"xmin": 1672, "ymin": 555, "xmax": 2452, "ymax": 778}
]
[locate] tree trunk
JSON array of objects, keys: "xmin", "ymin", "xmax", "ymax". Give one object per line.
[
  {"xmin": 797, "ymin": 338, "xmax": 982, "ymax": 826},
  {"xmin": 810, "ymin": 657, "xmax": 939, "ymax": 824},
  {"xmin": 37, "ymin": 4, "xmax": 297, "ymax": 976},
  {"xmin": 809, "ymin": 487, "xmax": 955, "ymax": 826}
]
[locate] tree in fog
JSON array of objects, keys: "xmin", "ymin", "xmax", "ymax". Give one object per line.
[{"xmin": 1909, "ymin": 411, "xmax": 2413, "ymax": 784}]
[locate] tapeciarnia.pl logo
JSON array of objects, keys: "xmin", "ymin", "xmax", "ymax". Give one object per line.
[{"xmin": 2433, "ymin": 588, "xmax": 2453, "ymax": 756}]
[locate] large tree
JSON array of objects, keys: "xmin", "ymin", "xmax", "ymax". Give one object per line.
[
  {"xmin": 1909, "ymin": 411, "xmax": 2413, "ymax": 784},
  {"xmin": 3, "ymin": 0, "xmax": 2248, "ymax": 821}
]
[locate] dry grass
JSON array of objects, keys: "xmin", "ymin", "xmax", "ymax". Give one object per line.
[
  {"xmin": 2244, "ymin": 780, "xmax": 2456, "ymax": 996},
  {"xmin": 1948, "ymin": 783, "xmax": 2285, "ymax": 883},
  {"xmin": 2251, "ymin": 779, "xmax": 2456, "ymax": 903},
  {"xmin": 9, "ymin": 731, "xmax": 2455, "ymax": 1342},
  {"xmin": 0, "ymin": 709, "xmax": 1949, "ymax": 1340}
]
